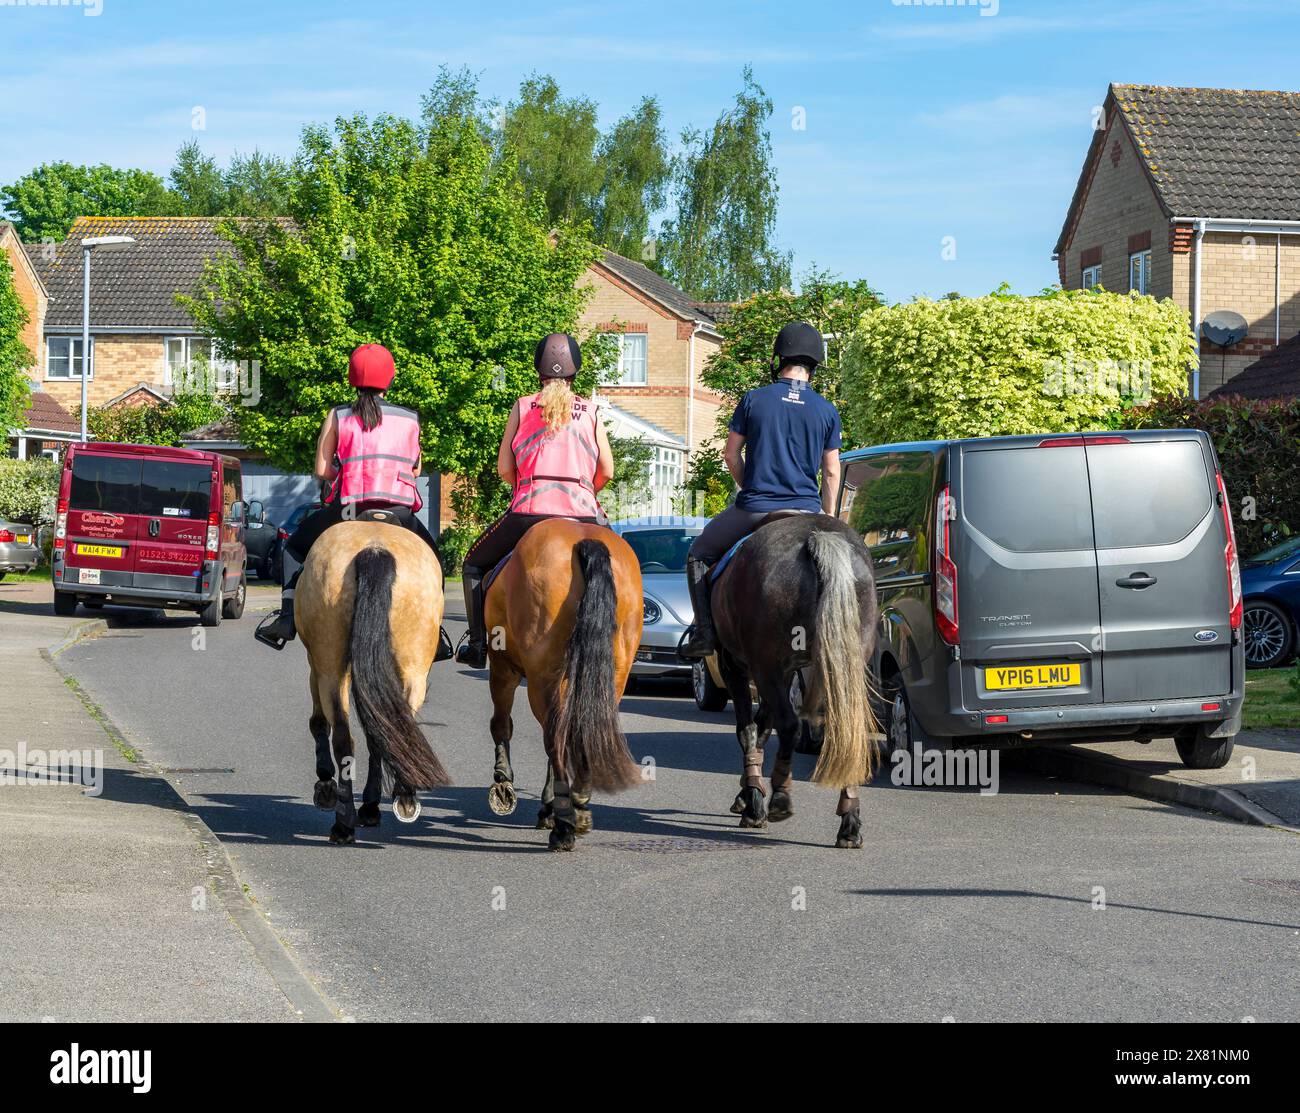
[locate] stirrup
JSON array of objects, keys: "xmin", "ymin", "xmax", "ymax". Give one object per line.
[
  {"xmin": 255, "ymin": 610, "xmax": 292, "ymax": 651},
  {"xmin": 435, "ymin": 626, "xmax": 454, "ymax": 662},
  {"xmin": 454, "ymin": 631, "xmax": 488, "ymax": 669},
  {"xmin": 677, "ymin": 625, "xmax": 714, "ymax": 661}
]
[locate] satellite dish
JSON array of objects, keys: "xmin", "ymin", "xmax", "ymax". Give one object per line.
[{"xmin": 1201, "ymin": 310, "xmax": 1248, "ymax": 348}]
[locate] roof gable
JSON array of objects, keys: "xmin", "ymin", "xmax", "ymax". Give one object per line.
[
  {"xmin": 593, "ymin": 250, "xmax": 722, "ymax": 334},
  {"xmin": 1207, "ymin": 332, "xmax": 1300, "ymax": 400}
]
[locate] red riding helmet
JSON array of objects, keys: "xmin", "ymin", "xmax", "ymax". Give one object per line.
[{"xmin": 348, "ymin": 343, "xmax": 396, "ymax": 390}]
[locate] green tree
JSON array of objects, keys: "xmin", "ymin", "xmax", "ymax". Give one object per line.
[
  {"xmin": 168, "ymin": 141, "xmax": 227, "ymax": 216},
  {"xmin": 0, "ymin": 249, "xmax": 32, "ymax": 433},
  {"xmin": 594, "ymin": 98, "xmax": 670, "ymax": 261},
  {"xmin": 683, "ymin": 444, "xmax": 734, "ymax": 516},
  {"xmin": 657, "ymin": 67, "xmax": 791, "ymax": 300},
  {"xmin": 168, "ymin": 141, "xmax": 291, "ymax": 217},
  {"xmin": 184, "ymin": 109, "xmax": 596, "ymax": 527},
  {"xmin": 701, "ymin": 267, "xmax": 882, "ymax": 447},
  {"xmin": 0, "ymin": 458, "xmax": 58, "ymax": 531},
  {"xmin": 1, "ymin": 162, "xmax": 171, "ymax": 241},
  {"xmin": 82, "ymin": 392, "xmax": 227, "ymax": 447},
  {"xmin": 842, "ymin": 286, "xmax": 1195, "ymax": 446}
]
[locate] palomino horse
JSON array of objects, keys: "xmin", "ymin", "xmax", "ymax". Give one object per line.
[
  {"xmin": 710, "ymin": 513, "xmax": 878, "ymax": 848},
  {"xmin": 295, "ymin": 519, "xmax": 451, "ymax": 844},
  {"xmin": 479, "ymin": 519, "xmax": 642, "ymax": 851}
]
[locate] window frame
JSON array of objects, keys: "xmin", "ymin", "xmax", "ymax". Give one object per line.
[
  {"xmin": 1081, "ymin": 263, "xmax": 1102, "ymax": 289},
  {"xmin": 610, "ymin": 332, "xmax": 649, "ymax": 387},
  {"xmin": 45, "ymin": 336, "xmax": 94, "ymax": 381},
  {"xmin": 1128, "ymin": 250, "xmax": 1152, "ymax": 295}
]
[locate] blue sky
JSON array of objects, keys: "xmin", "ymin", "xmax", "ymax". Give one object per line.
[{"xmin": 3, "ymin": 0, "xmax": 1298, "ymax": 302}]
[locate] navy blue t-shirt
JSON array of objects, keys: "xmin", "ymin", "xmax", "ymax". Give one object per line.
[{"xmin": 730, "ymin": 378, "xmax": 841, "ymax": 512}]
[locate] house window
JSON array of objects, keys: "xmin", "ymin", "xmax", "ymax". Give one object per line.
[
  {"xmin": 609, "ymin": 332, "xmax": 648, "ymax": 386},
  {"xmin": 166, "ymin": 337, "xmax": 238, "ymax": 391},
  {"xmin": 1129, "ymin": 250, "xmax": 1152, "ymax": 295},
  {"xmin": 46, "ymin": 336, "xmax": 93, "ymax": 379},
  {"xmin": 1081, "ymin": 264, "xmax": 1102, "ymax": 288},
  {"xmin": 649, "ymin": 445, "xmax": 683, "ymax": 490}
]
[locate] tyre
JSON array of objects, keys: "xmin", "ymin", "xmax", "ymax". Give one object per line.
[
  {"xmin": 223, "ymin": 574, "xmax": 247, "ymax": 620},
  {"xmin": 199, "ymin": 593, "xmax": 222, "ymax": 628},
  {"xmin": 1175, "ymin": 725, "xmax": 1235, "ymax": 769},
  {"xmin": 53, "ymin": 590, "xmax": 77, "ymax": 617},
  {"xmin": 882, "ymin": 673, "xmax": 944, "ymax": 757},
  {"xmin": 692, "ymin": 658, "xmax": 728, "ymax": 711},
  {"xmin": 1242, "ymin": 600, "xmax": 1294, "ymax": 669}
]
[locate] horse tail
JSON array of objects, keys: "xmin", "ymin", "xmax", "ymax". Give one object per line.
[
  {"xmin": 549, "ymin": 538, "xmax": 640, "ymax": 794},
  {"xmin": 348, "ymin": 547, "xmax": 451, "ymax": 791},
  {"xmin": 804, "ymin": 530, "xmax": 878, "ymax": 789}
]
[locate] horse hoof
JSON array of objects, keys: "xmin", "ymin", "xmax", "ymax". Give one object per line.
[
  {"xmin": 738, "ymin": 814, "xmax": 768, "ymax": 829},
  {"xmin": 729, "ymin": 793, "xmax": 746, "ymax": 815},
  {"xmin": 488, "ymin": 781, "xmax": 518, "ymax": 816},
  {"xmin": 392, "ymin": 795, "xmax": 422, "ymax": 824},
  {"xmin": 548, "ymin": 826, "xmax": 577, "ymax": 852},
  {"xmin": 835, "ymin": 834, "xmax": 864, "ymax": 850},
  {"xmin": 357, "ymin": 801, "xmax": 381, "ymax": 827},
  {"xmin": 536, "ymin": 810, "xmax": 555, "ymax": 830},
  {"xmin": 574, "ymin": 810, "xmax": 593, "ymax": 836},
  {"xmin": 329, "ymin": 822, "xmax": 355, "ymax": 845},
  {"xmin": 314, "ymin": 780, "xmax": 337, "ymax": 810},
  {"xmin": 768, "ymin": 793, "xmax": 793, "ymax": 822}
]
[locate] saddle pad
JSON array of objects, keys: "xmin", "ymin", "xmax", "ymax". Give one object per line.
[
  {"xmin": 708, "ymin": 533, "xmax": 753, "ymax": 585},
  {"xmin": 483, "ymin": 551, "xmax": 514, "ymax": 595}
]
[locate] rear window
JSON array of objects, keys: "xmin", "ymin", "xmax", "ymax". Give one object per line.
[
  {"xmin": 1087, "ymin": 440, "xmax": 1211, "ymax": 548},
  {"xmin": 841, "ymin": 452, "xmax": 933, "ymax": 575},
  {"xmin": 621, "ymin": 528, "xmax": 697, "ymax": 573},
  {"xmin": 139, "ymin": 460, "xmax": 212, "ymax": 519},
  {"xmin": 962, "ymin": 446, "xmax": 1095, "ymax": 552},
  {"xmin": 70, "ymin": 454, "xmax": 141, "ymax": 514}
]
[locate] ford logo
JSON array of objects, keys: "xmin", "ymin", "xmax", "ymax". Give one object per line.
[{"xmin": 1194, "ymin": 630, "xmax": 1219, "ymax": 643}]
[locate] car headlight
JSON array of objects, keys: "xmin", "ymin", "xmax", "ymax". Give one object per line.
[{"xmin": 643, "ymin": 597, "xmax": 661, "ymax": 624}]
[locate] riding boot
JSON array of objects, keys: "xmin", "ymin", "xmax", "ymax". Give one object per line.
[
  {"xmin": 678, "ymin": 556, "xmax": 717, "ymax": 660},
  {"xmin": 455, "ymin": 566, "xmax": 488, "ymax": 668},
  {"xmin": 255, "ymin": 569, "xmax": 300, "ymax": 650}
]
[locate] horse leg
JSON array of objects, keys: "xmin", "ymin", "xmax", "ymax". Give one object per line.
[
  {"xmin": 758, "ymin": 676, "xmax": 799, "ymax": 824},
  {"xmin": 572, "ymin": 780, "xmax": 593, "ymax": 836},
  {"xmin": 835, "ymin": 786, "xmax": 863, "ymax": 850},
  {"xmin": 544, "ymin": 712, "xmax": 578, "ymax": 852},
  {"xmin": 358, "ymin": 743, "xmax": 382, "ymax": 828},
  {"xmin": 487, "ymin": 658, "xmax": 522, "ymax": 817},
  {"xmin": 309, "ymin": 663, "xmax": 337, "ymax": 810},
  {"xmin": 389, "ymin": 669, "xmax": 428, "ymax": 824},
  {"xmin": 719, "ymin": 652, "xmax": 766, "ymax": 828},
  {"xmin": 329, "ymin": 689, "xmax": 358, "ymax": 845},
  {"xmin": 537, "ymin": 762, "xmax": 556, "ymax": 830}
]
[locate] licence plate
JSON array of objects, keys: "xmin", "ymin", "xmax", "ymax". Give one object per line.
[
  {"xmin": 16, "ymin": 533, "xmax": 30, "ymax": 545},
  {"xmin": 78, "ymin": 568, "xmax": 101, "ymax": 585},
  {"xmin": 984, "ymin": 663, "xmax": 1081, "ymax": 690},
  {"xmin": 75, "ymin": 544, "xmax": 123, "ymax": 559}
]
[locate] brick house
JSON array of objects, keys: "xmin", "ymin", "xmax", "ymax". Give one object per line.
[{"xmin": 1054, "ymin": 84, "xmax": 1300, "ymax": 396}]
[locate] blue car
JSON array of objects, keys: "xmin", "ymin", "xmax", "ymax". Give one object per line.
[{"xmin": 1241, "ymin": 536, "xmax": 1300, "ymax": 668}]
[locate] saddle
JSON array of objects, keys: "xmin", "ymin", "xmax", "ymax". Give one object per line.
[
  {"xmin": 708, "ymin": 509, "xmax": 813, "ymax": 585},
  {"xmin": 353, "ymin": 506, "xmax": 453, "ymax": 661}
]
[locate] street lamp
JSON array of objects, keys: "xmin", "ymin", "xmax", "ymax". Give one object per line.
[{"xmin": 79, "ymin": 235, "xmax": 136, "ymax": 441}]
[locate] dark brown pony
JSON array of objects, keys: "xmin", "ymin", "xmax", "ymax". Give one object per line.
[
  {"xmin": 711, "ymin": 513, "xmax": 879, "ymax": 848},
  {"xmin": 480, "ymin": 519, "xmax": 643, "ymax": 851}
]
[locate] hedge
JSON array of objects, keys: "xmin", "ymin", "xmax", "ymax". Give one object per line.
[
  {"xmin": 0, "ymin": 457, "xmax": 58, "ymax": 530},
  {"xmin": 1118, "ymin": 395, "xmax": 1300, "ymax": 558}
]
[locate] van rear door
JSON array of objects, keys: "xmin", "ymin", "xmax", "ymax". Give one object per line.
[
  {"xmin": 1085, "ymin": 432, "xmax": 1231, "ymax": 701},
  {"xmin": 955, "ymin": 439, "xmax": 1103, "ymax": 710},
  {"xmin": 66, "ymin": 451, "xmax": 140, "ymax": 588},
  {"xmin": 130, "ymin": 457, "xmax": 213, "ymax": 590}
]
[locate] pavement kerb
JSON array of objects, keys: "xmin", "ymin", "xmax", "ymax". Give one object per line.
[{"xmin": 39, "ymin": 617, "xmax": 341, "ymax": 1023}]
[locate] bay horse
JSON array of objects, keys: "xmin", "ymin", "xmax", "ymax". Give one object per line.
[
  {"xmin": 295, "ymin": 519, "xmax": 451, "ymax": 845},
  {"xmin": 710, "ymin": 513, "xmax": 879, "ymax": 848},
  {"xmin": 479, "ymin": 519, "xmax": 642, "ymax": 851}
]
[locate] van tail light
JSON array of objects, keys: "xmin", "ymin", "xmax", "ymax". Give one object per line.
[
  {"xmin": 55, "ymin": 498, "xmax": 68, "ymax": 551},
  {"xmin": 0, "ymin": 530, "xmax": 13, "ymax": 544},
  {"xmin": 934, "ymin": 485, "xmax": 959, "ymax": 645},
  {"xmin": 1215, "ymin": 472, "xmax": 1242, "ymax": 629},
  {"xmin": 1036, "ymin": 435, "xmax": 1129, "ymax": 448},
  {"xmin": 205, "ymin": 511, "xmax": 220, "ymax": 560}
]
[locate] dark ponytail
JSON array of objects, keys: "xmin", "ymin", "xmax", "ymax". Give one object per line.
[{"xmin": 353, "ymin": 387, "xmax": 383, "ymax": 432}]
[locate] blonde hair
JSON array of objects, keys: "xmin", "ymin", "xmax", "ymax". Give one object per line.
[{"xmin": 538, "ymin": 378, "xmax": 574, "ymax": 431}]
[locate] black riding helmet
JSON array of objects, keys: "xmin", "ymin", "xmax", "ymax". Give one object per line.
[
  {"xmin": 770, "ymin": 321, "xmax": 826, "ymax": 380},
  {"xmin": 535, "ymin": 333, "xmax": 582, "ymax": 380}
]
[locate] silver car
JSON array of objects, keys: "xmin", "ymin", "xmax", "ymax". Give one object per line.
[
  {"xmin": 611, "ymin": 515, "xmax": 705, "ymax": 683},
  {"xmin": 0, "ymin": 519, "xmax": 41, "ymax": 579}
]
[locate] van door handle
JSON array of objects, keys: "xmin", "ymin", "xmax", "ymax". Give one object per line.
[
  {"xmin": 149, "ymin": 519, "xmax": 160, "ymax": 538},
  {"xmin": 1116, "ymin": 572, "xmax": 1156, "ymax": 589}
]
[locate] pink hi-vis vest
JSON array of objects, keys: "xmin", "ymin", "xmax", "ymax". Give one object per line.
[
  {"xmin": 510, "ymin": 393, "xmax": 601, "ymax": 516},
  {"xmin": 330, "ymin": 403, "xmax": 423, "ymax": 511}
]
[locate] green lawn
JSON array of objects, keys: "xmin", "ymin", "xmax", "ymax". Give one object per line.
[
  {"xmin": 1243, "ymin": 666, "xmax": 1300, "ymax": 730},
  {"xmin": 0, "ymin": 568, "xmax": 50, "ymax": 584}
]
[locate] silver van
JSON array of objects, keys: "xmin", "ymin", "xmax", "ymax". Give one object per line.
[{"xmin": 838, "ymin": 430, "xmax": 1245, "ymax": 769}]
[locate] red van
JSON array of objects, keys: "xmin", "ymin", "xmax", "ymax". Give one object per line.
[{"xmin": 52, "ymin": 442, "xmax": 248, "ymax": 626}]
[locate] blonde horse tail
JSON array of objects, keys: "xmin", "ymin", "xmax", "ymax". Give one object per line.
[
  {"xmin": 549, "ymin": 538, "xmax": 639, "ymax": 794},
  {"xmin": 804, "ymin": 530, "xmax": 878, "ymax": 789},
  {"xmin": 349, "ymin": 547, "xmax": 451, "ymax": 791}
]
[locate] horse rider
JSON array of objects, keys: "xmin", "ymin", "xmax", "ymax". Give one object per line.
[
  {"xmin": 677, "ymin": 321, "xmax": 842, "ymax": 660},
  {"xmin": 455, "ymin": 332, "xmax": 615, "ymax": 669},
  {"xmin": 256, "ymin": 342, "xmax": 437, "ymax": 649}
]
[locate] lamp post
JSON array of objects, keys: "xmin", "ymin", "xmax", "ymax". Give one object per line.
[{"xmin": 79, "ymin": 235, "xmax": 136, "ymax": 441}]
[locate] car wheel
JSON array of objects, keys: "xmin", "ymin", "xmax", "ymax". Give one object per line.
[
  {"xmin": 200, "ymin": 593, "xmax": 222, "ymax": 628},
  {"xmin": 53, "ymin": 591, "xmax": 77, "ymax": 617},
  {"xmin": 1175, "ymin": 725, "xmax": 1235, "ymax": 770},
  {"xmin": 1242, "ymin": 600, "xmax": 1294, "ymax": 669},
  {"xmin": 692, "ymin": 658, "xmax": 728, "ymax": 711},
  {"xmin": 882, "ymin": 674, "xmax": 944, "ymax": 757},
  {"xmin": 223, "ymin": 574, "xmax": 247, "ymax": 620}
]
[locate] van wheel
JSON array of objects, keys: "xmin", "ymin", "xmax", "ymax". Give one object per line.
[
  {"xmin": 1242, "ymin": 600, "xmax": 1294, "ymax": 668},
  {"xmin": 883, "ymin": 675, "xmax": 944, "ymax": 757},
  {"xmin": 200, "ymin": 594, "xmax": 222, "ymax": 628},
  {"xmin": 692, "ymin": 659, "xmax": 729, "ymax": 712},
  {"xmin": 223, "ymin": 575, "xmax": 246, "ymax": 620},
  {"xmin": 1175, "ymin": 726, "xmax": 1235, "ymax": 769},
  {"xmin": 53, "ymin": 591, "xmax": 77, "ymax": 617}
]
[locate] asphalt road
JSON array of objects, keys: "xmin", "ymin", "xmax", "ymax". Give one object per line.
[{"xmin": 59, "ymin": 603, "xmax": 1300, "ymax": 1022}]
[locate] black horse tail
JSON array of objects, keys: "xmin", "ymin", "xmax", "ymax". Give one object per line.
[
  {"xmin": 804, "ymin": 530, "xmax": 878, "ymax": 788},
  {"xmin": 348, "ymin": 547, "xmax": 451, "ymax": 791},
  {"xmin": 550, "ymin": 538, "xmax": 640, "ymax": 794}
]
